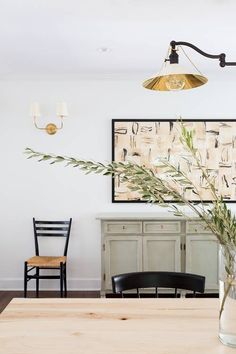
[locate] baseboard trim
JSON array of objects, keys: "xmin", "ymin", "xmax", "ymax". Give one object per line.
[{"xmin": 0, "ymin": 278, "xmax": 101, "ymax": 291}]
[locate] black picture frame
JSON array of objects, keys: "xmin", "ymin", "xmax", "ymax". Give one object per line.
[{"xmin": 112, "ymin": 118, "xmax": 236, "ymax": 203}]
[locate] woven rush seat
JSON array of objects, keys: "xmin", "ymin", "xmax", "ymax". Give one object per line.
[{"xmin": 27, "ymin": 256, "xmax": 67, "ymax": 268}]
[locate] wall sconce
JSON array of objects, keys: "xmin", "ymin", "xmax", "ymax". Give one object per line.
[
  {"xmin": 143, "ymin": 40, "xmax": 236, "ymax": 91},
  {"xmin": 31, "ymin": 102, "xmax": 68, "ymax": 135}
]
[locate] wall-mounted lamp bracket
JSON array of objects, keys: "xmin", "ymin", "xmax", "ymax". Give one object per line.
[
  {"xmin": 169, "ymin": 40, "xmax": 236, "ymax": 67},
  {"xmin": 33, "ymin": 116, "xmax": 64, "ymax": 135}
]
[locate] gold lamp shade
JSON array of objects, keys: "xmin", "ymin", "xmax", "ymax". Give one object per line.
[{"xmin": 143, "ymin": 63, "xmax": 208, "ymax": 91}]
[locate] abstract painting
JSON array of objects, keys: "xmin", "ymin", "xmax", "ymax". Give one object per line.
[{"xmin": 112, "ymin": 119, "xmax": 236, "ymax": 202}]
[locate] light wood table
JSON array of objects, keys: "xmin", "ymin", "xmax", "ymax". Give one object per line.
[{"xmin": 0, "ymin": 298, "xmax": 235, "ymax": 353}]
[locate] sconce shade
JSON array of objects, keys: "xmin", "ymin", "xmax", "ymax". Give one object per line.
[
  {"xmin": 56, "ymin": 102, "xmax": 68, "ymax": 117},
  {"xmin": 143, "ymin": 63, "xmax": 208, "ymax": 91},
  {"xmin": 30, "ymin": 102, "xmax": 41, "ymax": 117}
]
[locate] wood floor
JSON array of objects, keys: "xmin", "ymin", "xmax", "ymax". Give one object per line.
[{"xmin": 0, "ymin": 291, "xmax": 100, "ymax": 313}]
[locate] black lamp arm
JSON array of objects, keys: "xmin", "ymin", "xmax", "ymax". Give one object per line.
[{"xmin": 170, "ymin": 40, "xmax": 236, "ymax": 67}]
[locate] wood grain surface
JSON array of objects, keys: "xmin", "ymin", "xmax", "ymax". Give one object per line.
[{"xmin": 0, "ymin": 298, "xmax": 235, "ymax": 354}]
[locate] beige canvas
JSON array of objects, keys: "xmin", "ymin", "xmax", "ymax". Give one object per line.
[{"xmin": 113, "ymin": 120, "xmax": 236, "ymax": 202}]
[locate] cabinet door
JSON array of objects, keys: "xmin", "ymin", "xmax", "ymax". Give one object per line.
[
  {"xmin": 104, "ymin": 236, "xmax": 142, "ymax": 290},
  {"xmin": 143, "ymin": 236, "xmax": 181, "ymax": 272},
  {"xmin": 185, "ymin": 235, "xmax": 219, "ymax": 291}
]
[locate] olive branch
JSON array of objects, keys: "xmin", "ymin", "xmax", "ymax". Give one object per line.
[{"xmin": 24, "ymin": 123, "xmax": 236, "ymax": 249}]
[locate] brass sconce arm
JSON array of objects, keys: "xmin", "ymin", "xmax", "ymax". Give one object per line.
[
  {"xmin": 33, "ymin": 116, "xmax": 64, "ymax": 135},
  {"xmin": 169, "ymin": 40, "xmax": 236, "ymax": 67}
]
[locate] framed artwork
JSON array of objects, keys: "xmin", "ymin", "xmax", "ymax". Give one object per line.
[{"xmin": 112, "ymin": 119, "xmax": 236, "ymax": 203}]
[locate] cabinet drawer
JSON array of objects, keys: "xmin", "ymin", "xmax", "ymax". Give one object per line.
[
  {"xmin": 104, "ymin": 222, "xmax": 142, "ymax": 234},
  {"xmin": 186, "ymin": 221, "xmax": 211, "ymax": 234},
  {"xmin": 143, "ymin": 221, "xmax": 181, "ymax": 234}
]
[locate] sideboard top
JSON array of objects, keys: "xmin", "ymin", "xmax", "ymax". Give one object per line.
[{"xmin": 96, "ymin": 213, "xmax": 199, "ymax": 221}]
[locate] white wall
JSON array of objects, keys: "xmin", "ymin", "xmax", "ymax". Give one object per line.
[{"xmin": 0, "ymin": 75, "xmax": 235, "ymax": 290}]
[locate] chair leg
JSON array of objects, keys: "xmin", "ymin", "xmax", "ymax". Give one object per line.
[
  {"xmin": 36, "ymin": 267, "xmax": 39, "ymax": 298},
  {"xmin": 60, "ymin": 262, "xmax": 63, "ymax": 298},
  {"xmin": 64, "ymin": 264, "xmax": 67, "ymax": 298},
  {"xmin": 24, "ymin": 262, "xmax": 28, "ymax": 298}
]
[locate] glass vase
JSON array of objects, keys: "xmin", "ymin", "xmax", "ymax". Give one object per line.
[{"xmin": 219, "ymin": 245, "xmax": 236, "ymax": 347}]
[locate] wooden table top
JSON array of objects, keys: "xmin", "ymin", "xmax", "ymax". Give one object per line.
[{"xmin": 0, "ymin": 298, "xmax": 235, "ymax": 354}]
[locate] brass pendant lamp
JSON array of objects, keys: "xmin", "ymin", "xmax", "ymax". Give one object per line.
[{"xmin": 143, "ymin": 40, "xmax": 236, "ymax": 91}]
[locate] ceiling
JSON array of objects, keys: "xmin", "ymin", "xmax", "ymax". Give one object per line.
[{"xmin": 1, "ymin": 0, "xmax": 236, "ymax": 79}]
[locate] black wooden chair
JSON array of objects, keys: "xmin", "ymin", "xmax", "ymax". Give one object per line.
[
  {"xmin": 112, "ymin": 271, "xmax": 205, "ymax": 298},
  {"xmin": 24, "ymin": 218, "xmax": 72, "ymax": 298}
]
